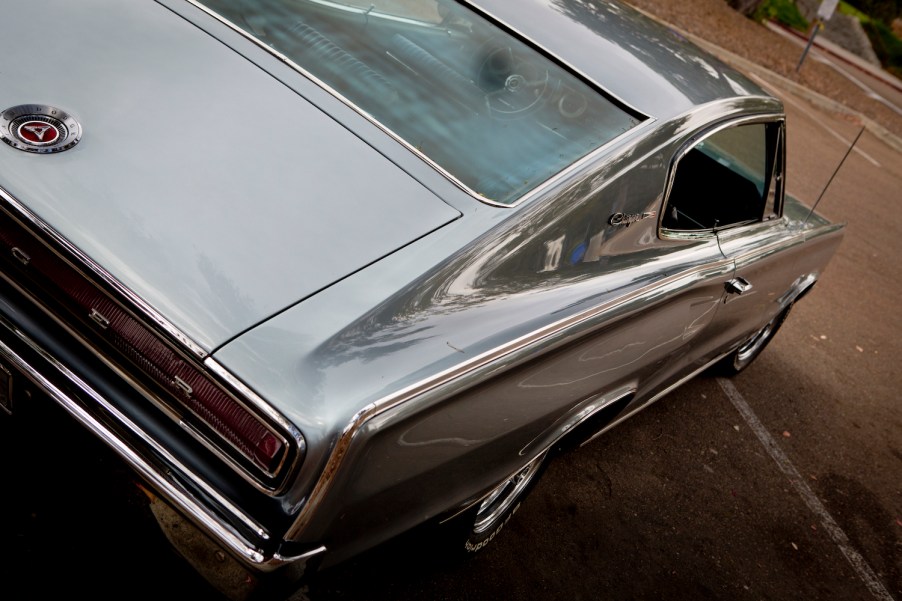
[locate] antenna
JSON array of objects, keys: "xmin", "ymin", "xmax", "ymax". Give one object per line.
[{"xmin": 804, "ymin": 126, "xmax": 865, "ymax": 226}]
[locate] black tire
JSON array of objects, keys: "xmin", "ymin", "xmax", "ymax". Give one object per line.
[
  {"xmin": 444, "ymin": 451, "xmax": 548, "ymax": 555},
  {"xmin": 716, "ymin": 303, "xmax": 792, "ymax": 375}
]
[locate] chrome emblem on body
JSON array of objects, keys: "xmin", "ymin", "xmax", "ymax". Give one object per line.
[
  {"xmin": 1, "ymin": 105, "xmax": 81, "ymax": 153},
  {"xmin": 608, "ymin": 211, "xmax": 656, "ymax": 227}
]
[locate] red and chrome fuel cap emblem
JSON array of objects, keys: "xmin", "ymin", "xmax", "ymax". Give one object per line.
[
  {"xmin": 1, "ymin": 105, "xmax": 81, "ymax": 153},
  {"xmin": 17, "ymin": 120, "xmax": 61, "ymax": 145}
]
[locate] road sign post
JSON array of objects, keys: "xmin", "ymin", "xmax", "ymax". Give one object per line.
[{"xmin": 797, "ymin": 0, "xmax": 840, "ymax": 72}]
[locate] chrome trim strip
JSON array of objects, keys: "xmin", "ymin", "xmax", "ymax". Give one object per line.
[
  {"xmin": 471, "ymin": 449, "xmax": 545, "ymax": 534},
  {"xmin": 456, "ymin": 0, "xmax": 647, "ymax": 118},
  {"xmin": 286, "ymin": 258, "xmax": 732, "ymax": 539},
  {"xmin": 205, "ymin": 357, "xmax": 307, "ymax": 462},
  {"xmin": 0, "ymin": 323, "xmax": 272, "ymax": 563},
  {"xmin": 802, "ymin": 221, "xmax": 845, "ymax": 239},
  {"xmin": 725, "ymin": 234, "xmax": 804, "ymax": 265},
  {"xmin": 659, "ymin": 112, "xmax": 785, "ymax": 237},
  {"xmin": 0, "ymin": 361, "xmax": 11, "ymax": 415},
  {"xmin": 304, "ymin": 0, "xmax": 443, "ymax": 29},
  {"xmin": 582, "ymin": 353, "xmax": 733, "ymax": 447},
  {"xmin": 438, "ymin": 447, "xmax": 548, "ymax": 526},
  {"xmin": 441, "ymin": 385, "xmax": 635, "ymax": 524},
  {"xmin": 273, "ymin": 544, "xmax": 327, "ymax": 564},
  {"xmin": 0, "ymin": 187, "xmax": 302, "ymax": 491},
  {"xmin": 0, "ymin": 186, "xmax": 208, "ymax": 358},
  {"xmin": 180, "ymin": 0, "xmax": 654, "ymax": 209},
  {"xmin": 518, "ymin": 385, "xmax": 636, "ymax": 457},
  {"xmin": 0, "ymin": 262, "xmax": 294, "ymax": 493}
]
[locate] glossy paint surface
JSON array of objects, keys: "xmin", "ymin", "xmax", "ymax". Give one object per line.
[
  {"xmin": 0, "ymin": 0, "xmax": 845, "ymax": 585},
  {"xmin": 195, "ymin": 0, "xmax": 643, "ymax": 204},
  {"xmin": 466, "ymin": 0, "xmax": 767, "ymax": 118},
  {"xmin": 0, "ymin": 0, "xmax": 459, "ymax": 351},
  {"xmin": 212, "ymin": 96, "xmax": 841, "ymax": 557}
]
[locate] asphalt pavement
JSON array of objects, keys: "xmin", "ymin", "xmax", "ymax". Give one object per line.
[
  {"xmin": 1, "ymin": 19, "xmax": 900, "ymax": 601},
  {"xmin": 301, "ymin": 78, "xmax": 902, "ymax": 601}
]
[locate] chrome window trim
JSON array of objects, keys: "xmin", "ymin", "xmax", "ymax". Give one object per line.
[
  {"xmin": 0, "ymin": 185, "xmax": 305, "ymax": 493},
  {"xmin": 181, "ymin": 0, "xmax": 653, "ymax": 209},
  {"xmin": 659, "ymin": 111, "xmax": 786, "ymax": 238},
  {"xmin": 456, "ymin": 0, "xmax": 646, "ymax": 118},
  {"xmin": 285, "ymin": 257, "xmax": 732, "ymax": 540},
  {"xmin": 303, "ymin": 0, "xmax": 444, "ymax": 28}
]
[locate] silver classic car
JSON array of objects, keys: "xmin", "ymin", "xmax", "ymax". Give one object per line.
[{"xmin": 0, "ymin": 0, "xmax": 843, "ymax": 598}]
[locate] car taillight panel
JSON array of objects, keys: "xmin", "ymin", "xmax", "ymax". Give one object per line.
[{"xmin": 0, "ymin": 207, "xmax": 298, "ymax": 486}]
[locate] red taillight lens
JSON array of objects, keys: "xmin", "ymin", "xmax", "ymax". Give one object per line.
[
  {"xmin": 1, "ymin": 211, "xmax": 289, "ymax": 477},
  {"xmin": 94, "ymin": 303, "xmax": 287, "ymax": 474}
]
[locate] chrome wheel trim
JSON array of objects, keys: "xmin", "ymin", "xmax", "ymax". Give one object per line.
[
  {"xmin": 735, "ymin": 318, "xmax": 776, "ymax": 366},
  {"xmin": 472, "ymin": 453, "xmax": 544, "ymax": 535}
]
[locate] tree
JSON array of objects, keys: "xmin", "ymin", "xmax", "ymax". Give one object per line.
[{"xmin": 844, "ymin": 0, "xmax": 902, "ymax": 23}]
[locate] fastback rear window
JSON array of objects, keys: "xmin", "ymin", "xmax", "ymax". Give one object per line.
[{"xmin": 196, "ymin": 0, "xmax": 643, "ymax": 204}]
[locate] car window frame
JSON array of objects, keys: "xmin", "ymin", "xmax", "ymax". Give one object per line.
[
  {"xmin": 187, "ymin": 0, "xmax": 648, "ymax": 208},
  {"xmin": 659, "ymin": 113, "xmax": 786, "ymax": 240}
]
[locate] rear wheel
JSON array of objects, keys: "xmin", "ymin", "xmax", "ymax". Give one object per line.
[
  {"xmin": 443, "ymin": 451, "xmax": 547, "ymax": 555},
  {"xmin": 717, "ymin": 304, "xmax": 792, "ymax": 375}
]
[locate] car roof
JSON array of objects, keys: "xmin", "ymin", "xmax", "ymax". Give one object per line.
[{"xmin": 465, "ymin": 0, "xmax": 772, "ymax": 120}]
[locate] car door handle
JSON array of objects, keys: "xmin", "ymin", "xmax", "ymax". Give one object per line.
[{"xmin": 725, "ymin": 277, "xmax": 753, "ymax": 295}]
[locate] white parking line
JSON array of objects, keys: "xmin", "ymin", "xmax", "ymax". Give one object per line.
[
  {"xmin": 748, "ymin": 73, "xmax": 882, "ymax": 168},
  {"xmin": 716, "ymin": 377, "xmax": 896, "ymax": 601},
  {"xmin": 763, "ymin": 22, "xmax": 902, "ymax": 118}
]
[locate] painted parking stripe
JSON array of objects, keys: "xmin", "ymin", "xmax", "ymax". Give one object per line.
[
  {"xmin": 776, "ymin": 87, "xmax": 882, "ymax": 168},
  {"xmin": 748, "ymin": 73, "xmax": 882, "ymax": 168},
  {"xmin": 717, "ymin": 377, "xmax": 895, "ymax": 601}
]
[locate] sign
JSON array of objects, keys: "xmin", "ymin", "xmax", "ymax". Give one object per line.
[{"xmin": 817, "ymin": 0, "xmax": 840, "ymax": 20}]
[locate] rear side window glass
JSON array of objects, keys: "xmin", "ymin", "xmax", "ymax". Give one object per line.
[
  {"xmin": 196, "ymin": 0, "xmax": 644, "ymax": 205},
  {"xmin": 663, "ymin": 122, "xmax": 782, "ymax": 231}
]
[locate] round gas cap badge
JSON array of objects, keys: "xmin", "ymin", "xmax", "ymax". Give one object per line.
[{"xmin": 1, "ymin": 105, "xmax": 81, "ymax": 153}]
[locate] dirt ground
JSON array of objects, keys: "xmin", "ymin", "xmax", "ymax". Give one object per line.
[{"xmin": 625, "ymin": 0, "xmax": 902, "ymax": 139}]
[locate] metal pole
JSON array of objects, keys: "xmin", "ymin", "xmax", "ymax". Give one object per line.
[{"xmin": 796, "ymin": 19, "xmax": 822, "ymax": 72}]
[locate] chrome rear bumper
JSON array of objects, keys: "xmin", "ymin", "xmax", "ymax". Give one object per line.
[{"xmin": 0, "ymin": 297, "xmax": 325, "ymax": 584}]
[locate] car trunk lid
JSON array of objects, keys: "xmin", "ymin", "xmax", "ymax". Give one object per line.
[{"xmin": 0, "ymin": 0, "xmax": 460, "ymax": 350}]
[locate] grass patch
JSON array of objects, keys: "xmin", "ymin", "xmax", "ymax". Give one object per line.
[
  {"xmin": 838, "ymin": 1, "xmax": 902, "ymax": 77},
  {"xmin": 838, "ymin": 1, "xmax": 870, "ymax": 22},
  {"xmin": 754, "ymin": 0, "xmax": 810, "ymax": 31},
  {"xmin": 863, "ymin": 19, "xmax": 902, "ymax": 78}
]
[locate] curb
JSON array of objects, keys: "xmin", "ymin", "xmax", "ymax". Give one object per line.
[
  {"xmin": 690, "ymin": 34, "xmax": 902, "ymax": 155},
  {"xmin": 764, "ymin": 21, "xmax": 902, "ymax": 94},
  {"xmin": 625, "ymin": 4, "xmax": 902, "ymax": 156}
]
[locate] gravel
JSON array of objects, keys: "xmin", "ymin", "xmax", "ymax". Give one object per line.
[
  {"xmin": 796, "ymin": 0, "xmax": 882, "ymax": 66},
  {"xmin": 623, "ymin": 0, "xmax": 902, "ymax": 139}
]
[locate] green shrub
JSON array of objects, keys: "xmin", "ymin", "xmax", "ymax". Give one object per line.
[
  {"xmin": 863, "ymin": 19, "xmax": 902, "ymax": 78},
  {"xmin": 842, "ymin": 0, "xmax": 902, "ymax": 25},
  {"xmin": 754, "ymin": 0, "xmax": 810, "ymax": 32},
  {"xmin": 837, "ymin": 1, "xmax": 870, "ymax": 22}
]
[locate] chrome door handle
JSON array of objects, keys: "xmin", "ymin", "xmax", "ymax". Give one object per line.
[{"xmin": 726, "ymin": 277, "xmax": 753, "ymax": 295}]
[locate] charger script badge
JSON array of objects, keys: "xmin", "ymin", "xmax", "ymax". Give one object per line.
[{"xmin": 1, "ymin": 105, "xmax": 81, "ymax": 153}]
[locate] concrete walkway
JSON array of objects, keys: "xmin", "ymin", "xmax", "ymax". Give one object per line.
[{"xmin": 765, "ymin": 21, "xmax": 902, "ymax": 94}]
